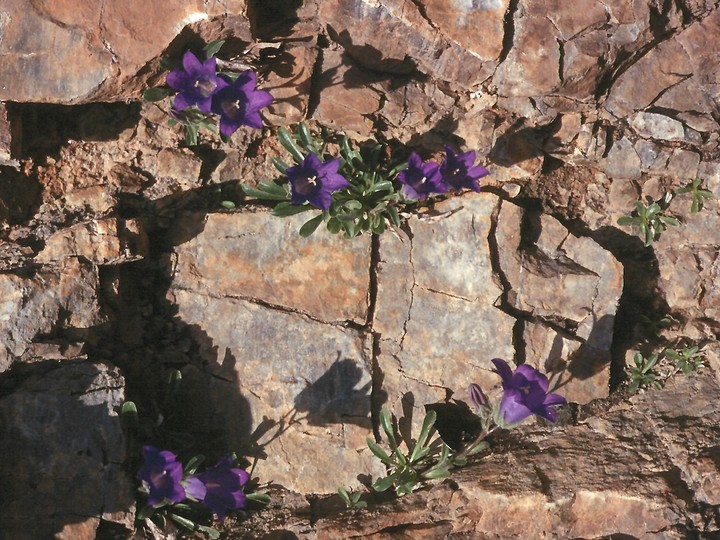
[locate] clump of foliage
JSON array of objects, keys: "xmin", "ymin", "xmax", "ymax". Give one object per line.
[
  {"xmin": 241, "ymin": 122, "xmax": 489, "ymax": 238},
  {"xmin": 618, "ymin": 179, "xmax": 714, "ymax": 246}
]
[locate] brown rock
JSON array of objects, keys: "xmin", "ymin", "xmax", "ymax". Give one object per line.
[
  {"xmin": 36, "ymin": 218, "xmax": 149, "ymax": 265},
  {"xmin": 604, "ymin": 39, "xmax": 692, "ymax": 118},
  {"xmin": 264, "ymin": 43, "xmax": 317, "ymax": 125},
  {"xmin": 0, "ymin": 0, "xmax": 249, "ymax": 103},
  {"xmin": 318, "ymin": 0, "xmax": 493, "ymax": 88},
  {"xmin": 156, "ymin": 148, "xmax": 203, "ymax": 190},
  {"xmin": 0, "ymin": 361, "xmax": 133, "ymax": 539},
  {"xmin": 168, "ymin": 289, "xmax": 385, "ymax": 493},
  {"xmin": 313, "ymin": 44, "xmax": 380, "ymax": 135},
  {"xmin": 375, "ymin": 193, "xmax": 516, "ymax": 426},
  {"xmin": 494, "ymin": 16, "xmax": 561, "ymax": 97},
  {"xmin": 170, "ymin": 211, "xmax": 371, "ymax": 323}
]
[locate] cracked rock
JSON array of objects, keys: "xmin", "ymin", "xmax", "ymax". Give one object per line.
[
  {"xmin": 170, "ymin": 211, "xmax": 371, "ymax": 324},
  {"xmin": 0, "ymin": 361, "xmax": 133, "ymax": 539},
  {"xmin": 168, "ymin": 289, "xmax": 384, "ymax": 493}
]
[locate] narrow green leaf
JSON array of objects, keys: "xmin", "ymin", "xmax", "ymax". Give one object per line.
[
  {"xmin": 467, "ymin": 440, "xmax": 490, "ymax": 456},
  {"xmin": 617, "ymin": 216, "xmax": 637, "ymax": 226},
  {"xmin": 203, "ymin": 39, "xmax": 225, "ymax": 59},
  {"xmin": 387, "ymin": 206, "xmax": 401, "ymax": 227},
  {"xmin": 272, "ymin": 202, "xmax": 313, "ymax": 217},
  {"xmin": 184, "ymin": 454, "xmax": 205, "ymax": 476},
  {"xmin": 338, "ymin": 487, "xmax": 351, "ymax": 506},
  {"xmin": 273, "ymin": 157, "xmax": 291, "ymax": 174},
  {"xmin": 121, "ymin": 401, "xmax": 137, "ymax": 416},
  {"xmin": 242, "ymin": 185, "xmax": 288, "ymax": 201},
  {"xmin": 659, "ymin": 216, "xmax": 680, "ymax": 226},
  {"xmin": 379, "ymin": 407, "xmax": 399, "ymax": 451},
  {"xmin": 409, "ymin": 410, "xmax": 436, "ymax": 463},
  {"xmin": 221, "ymin": 200, "xmax": 236, "ymax": 209},
  {"xmin": 136, "ymin": 505, "xmax": 156, "ymax": 520},
  {"xmin": 327, "ymin": 217, "xmax": 342, "ymax": 234},
  {"xmin": 185, "ymin": 124, "xmax": 198, "ymax": 146},
  {"xmin": 296, "ymin": 122, "xmax": 319, "ymax": 153},
  {"xmin": 196, "ymin": 525, "xmax": 221, "ymax": 539},
  {"xmin": 278, "ymin": 127, "xmax": 306, "ymax": 163},
  {"xmin": 422, "ymin": 465, "xmax": 451, "ymax": 479},
  {"xmin": 366, "ymin": 437, "xmax": 393, "ymax": 465},
  {"xmin": 246, "ymin": 492, "xmax": 271, "ymax": 505},
  {"xmin": 299, "ymin": 214, "xmax": 323, "ymax": 237},
  {"xmin": 168, "ymin": 512, "xmax": 196, "ymax": 531},
  {"xmin": 368, "ymin": 180, "xmax": 394, "ymax": 194},
  {"xmin": 372, "ymin": 474, "xmax": 398, "ymax": 493},
  {"xmin": 143, "ymin": 87, "xmax": 174, "ymax": 102}
]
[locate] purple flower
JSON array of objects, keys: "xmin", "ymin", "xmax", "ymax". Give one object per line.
[
  {"xmin": 397, "ymin": 152, "xmax": 447, "ymax": 200},
  {"xmin": 166, "ymin": 50, "xmax": 227, "ymax": 113},
  {"xmin": 440, "ymin": 146, "xmax": 489, "ymax": 192},
  {"xmin": 137, "ymin": 446, "xmax": 186, "ymax": 507},
  {"xmin": 184, "ymin": 457, "xmax": 250, "ymax": 520},
  {"xmin": 211, "ymin": 70, "xmax": 274, "ymax": 136},
  {"xmin": 491, "ymin": 358, "xmax": 566, "ymax": 424},
  {"xmin": 286, "ymin": 153, "xmax": 350, "ymax": 210}
]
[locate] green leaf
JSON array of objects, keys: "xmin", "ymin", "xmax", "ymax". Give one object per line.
[
  {"xmin": 184, "ymin": 454, "xmax": 205, "ymax": 476},
  {"xmin": 617, "ymin": 216, "xmax": 638, "ymax": 226},
  {"xmin": 372, "ymin": 473, "xmax": 398, "ymax": 493},
  {"xmin": 338, "ymin": 487, "xmax": 351, "ymax": 506},
  {"xmin": 379, "ymin": 407, "xmax": 399, "ymax": 452},
  {"xmin": 185, "ymin": 124, "xmax": 199, "ymax": 146},
  {"xmin": 168, "ymin": 512, "xmax": 197, "ymax": 531},
  {"xmin": 296, "ymin": 123, "xmax": 319, "ymax": 153},
  {"xmin": 136, "ymin": 505, "xmax": 156, "ymax": 520},
  {"xmin": 203, "ymin": 39, "xmax": 225, "ymax": 59},
  {"xmin": 121, "ymin": 401, "xmax": 138, "ymax": 416},
  {"xmin": 273, "ymin": 157, "xmax": 291, "ymax": 174},
  {"xmin": 422, "ymin": 465, "xmax": 451, "ymax": 479},
  {"xmin": 299, "ymin": 214, "xmax": 323, "ymax": 237},
  {"xmin": 467, "ymin": 440, "xmax": 490, "ymax": 456},
  {"xmin": 272, "ymin": 202, "xmax": 313, "ymax": 217},
  {"xmin": 387, "ymin": 206, "xmax": 401, "ymax": 227},
  {"xmin": 241, "ymin": 183, "xmax": 289, "ymax": 201},
  {"xmin": 196, "ymin": 525, "xmax": 221, "ymax": 539},
  {"xmin": 366, "ymin": 437, "xmax": 393, "ymax": 465},
  {"xmin": 143, "ymin": 87, "xmax": 174, "ymax": 102},
  {"xmin": 327, "ymin": 217, "xmax": 342, "ymax": 234},
  {"xmin": 278, "ymin": 127, "xmax": 306, "ymax": 163},
  {"xmin": 246, "ymin": 492, "xmax": 271, "ymax": 505},
  {"xmin": 368, "ymin": 180, "xmax": 394, "ymax": 194},
  {"xmin": 409, "ymin": 410, "xmax": 436, "ymax": 463},
  {"xmin": 658, "ymin": 215, "xmax": 680, "ymax": 227},
  {"xmin": 221, "ymin": 200, "xmax": 236, "ymax": 209}
]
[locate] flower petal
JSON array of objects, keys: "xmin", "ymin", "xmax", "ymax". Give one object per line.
[
  {"xmin": 182, "ymin": 50, "xmax": 203, "ymax": 73},
  {"xmin": 491, "ymin": 358, "xmax": 513, "ymax": 386},
  {"xmin": 515, "ymin": 364, "xmax": 549, "ymax": 392},
  {"xmin": 499, "ymin": 391, "xmax": 532, "ymax": 424},
  {"xmin": 543, "ymin": 392, "xmax": 567, "ymax": 407}
]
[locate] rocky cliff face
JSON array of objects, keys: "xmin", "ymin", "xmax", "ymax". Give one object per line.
[{"xmin": 0, "ymin": 1, "xmax": 719, "ymax": 538}]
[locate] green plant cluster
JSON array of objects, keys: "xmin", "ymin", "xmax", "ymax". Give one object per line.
[
  {"xmin": 241, "ymin": 123, "xmax": 410, "ymax": 238},
  {"xmin": 618, "ymin": 179, "xmax": 713, "ymax": 247}
]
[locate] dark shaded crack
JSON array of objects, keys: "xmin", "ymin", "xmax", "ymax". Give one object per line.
[
  {"xmin": 557, "ymin": 38, "xmax": 565, "ymax": 84},
  {"xmin": 497, "ymin": 0, "xmax": 520, "ymax": 65},
  {"xmin": 405, "ymin": 0, "xmax": 437, "ymax": 30},
  {"xmin": 306, "ymin": 33, "xmax": 328, "ymax": 119},
  {"xmin": 594, "ymin": 9, "xmax": 684, "ymax": 102}
]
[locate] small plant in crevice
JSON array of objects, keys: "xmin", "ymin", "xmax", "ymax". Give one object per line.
[
  {"xmin": 143, "ymin": 39, "xmax": 273, "ymax": 145},
  {"xmin": 627, "ymin": 351, "xmax": 663, "ymax": 393},
  {"xmin": 346, "ymin": 359, "xmax": 566, "ymax": 499},
  {"xmin": 240, "ymin": 122, "xmax": 490, "ymax": 238},
  {"xmin": 665, "ymin": 345, "xmax": 705, "ymax": 376},
  {"xmin": 617, "ymin": 197, "xmax": 679, "ymax": 247},
  {"xmin": 121, "ymin": 371, "xmax": 269, "ymax": 538},
  {"xmin": 618, "ymin": 179, "xmax": 714, "ymax": 246},
  {"xmin": 337, "ymin": 486, "xmax": 367, "ymax": 509},
  {"xmin": 676, "ymin": 178, "xmax": 714, "ymax": 213}
]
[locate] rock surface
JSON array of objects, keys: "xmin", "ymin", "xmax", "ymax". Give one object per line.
[
  {"xmin": 0, "ymin": 361, "xmax": 133, "ymax": 540},
  {"xmin": 0, "ymin": 0, "xmax": 719, "ymax": 537}
]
